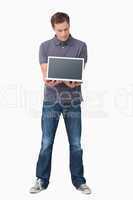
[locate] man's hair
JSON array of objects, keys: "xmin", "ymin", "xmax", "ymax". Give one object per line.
[{"xmin": 51, "ymin": 12, "xmax": 70, "ymax": 28}]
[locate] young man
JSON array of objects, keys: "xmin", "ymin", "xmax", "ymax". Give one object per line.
[{"xmin": 30, "ymin": 12, "xmax": 91, "ymax": 195}]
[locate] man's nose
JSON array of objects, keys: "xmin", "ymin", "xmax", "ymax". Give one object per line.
[{"xmin": 62, "ymin": 30, "xmax": 67, "ymax": 35}]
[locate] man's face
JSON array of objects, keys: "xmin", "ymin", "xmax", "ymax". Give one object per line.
[{"xmin": 53, "ymin": 21, "xmax": 70, "ymax": 41}]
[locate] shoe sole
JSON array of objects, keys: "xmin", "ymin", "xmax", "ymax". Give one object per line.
[
  {"xmin": 29, "ymin": 188, "xmax": 45, "ymax": 194},
  {"xmin": 77, "ymin": 189, "xmax": 92, "ymax": 195},
  {"xmin": 81, "ymin": 190, "xmax": 91, "ymax": 195}
]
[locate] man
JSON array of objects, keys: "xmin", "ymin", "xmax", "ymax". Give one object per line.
[{"xmin": 30, "ymin": 12, "xmax": 91, "ymax": 195}]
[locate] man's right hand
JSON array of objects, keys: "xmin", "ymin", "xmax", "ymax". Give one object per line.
[{"xmin": 44, "ymin": 79, "xmax": 62, "ymax": 87}]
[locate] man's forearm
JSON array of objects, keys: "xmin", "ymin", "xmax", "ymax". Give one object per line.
[{"xmin": 40, "ymin": 64, "xmax": 47, "ymax": 81}]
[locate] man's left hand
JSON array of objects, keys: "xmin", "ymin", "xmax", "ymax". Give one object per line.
[{"xmin": 64, "ymin": 81, "xmax": 81, "ymax": 88}]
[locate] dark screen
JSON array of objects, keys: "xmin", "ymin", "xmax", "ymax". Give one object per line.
[{"xmin": 48, "ymin": 57, "xmax": 83, "ymax": 80}]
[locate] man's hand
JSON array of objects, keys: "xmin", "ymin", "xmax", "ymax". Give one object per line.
[
  {"xmin": 44, "ymin": 79, "xmax": 63, "ymax": 87},
  {"xmin": 64, "ymin": 81, "xmax": 81, "ymax": 88}
]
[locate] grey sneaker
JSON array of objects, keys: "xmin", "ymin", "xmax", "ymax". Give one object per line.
[
  {"xmin": 77, "ymin": 184, "xmax": 92, "ymax": 195},
  {"xmin": 29, "ymin": 178, "xmax": 46, "ymax": 194}
]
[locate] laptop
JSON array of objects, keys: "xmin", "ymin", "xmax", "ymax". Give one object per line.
[{"xmin": 46, "ymin": 56, "xmax": 84, "ymax": 82}]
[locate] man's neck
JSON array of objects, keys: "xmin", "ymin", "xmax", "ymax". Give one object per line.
[{"xmin": 55, "ymin": 34, "xmax": 71, "ymax": 42}]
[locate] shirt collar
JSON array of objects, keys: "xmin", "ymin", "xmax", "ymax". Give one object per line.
[{"xmin": 53, "ymin": 34, "xmax": 73, "ymax": 47}]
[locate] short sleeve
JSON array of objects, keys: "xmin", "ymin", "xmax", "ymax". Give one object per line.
[
  {"xmin": 79, "ymin": 43, "xmax": 88, "ymax": 67},
  {"xmin": 39, "ymin": 42, "xmax": 48, "ymax": 64}
]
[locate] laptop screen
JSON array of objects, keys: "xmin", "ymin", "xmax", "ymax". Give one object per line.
[{"xmin": 47, "ymin": 56, "xmax": 84, "ymax": 82}]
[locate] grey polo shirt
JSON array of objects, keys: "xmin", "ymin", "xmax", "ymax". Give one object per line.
[{"xmin": 39, "ymin": 34, "xmax": 87, "ymax": 104}]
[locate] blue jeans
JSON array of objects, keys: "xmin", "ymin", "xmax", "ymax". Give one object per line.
[{"xmin": 36, "ymin": 101, "xmax": 86, "ymax": 189}]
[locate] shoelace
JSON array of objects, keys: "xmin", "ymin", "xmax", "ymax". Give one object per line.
[{"xmin": 36, "ymin": 179, "xmax": 43, "ymax": 189}]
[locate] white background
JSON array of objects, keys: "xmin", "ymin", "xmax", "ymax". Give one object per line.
[{"xmin": 0, "ymin": 0, "xmax": 133, "ymax": 199}]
